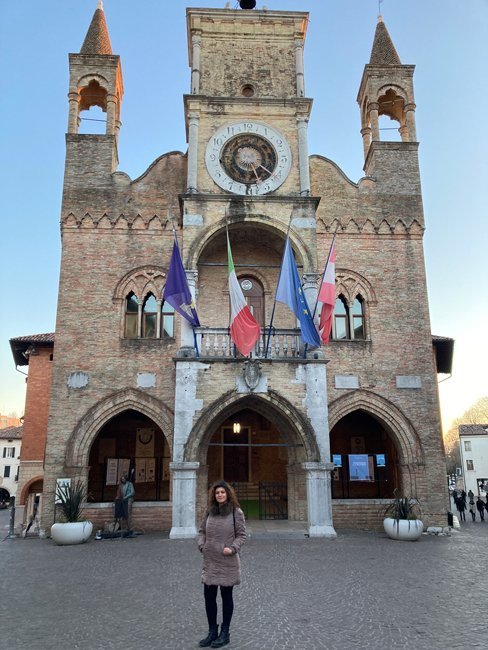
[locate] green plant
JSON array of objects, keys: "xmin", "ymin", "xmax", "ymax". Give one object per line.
[
  {"xmin": 56, "ymin": 480, "xmax": 88, "ymax": 523},
  {"xmin": 383, "ymin": 491, "xmax": 422, "ymax": 521}
]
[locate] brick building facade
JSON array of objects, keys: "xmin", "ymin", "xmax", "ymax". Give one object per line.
[
  {"xmin": 9, "ymin": 334, "xmax": 54, "ymax": 529},
  {"xmin": 33, "ymin": 4, "xmax": 449, "ymax": 536}
]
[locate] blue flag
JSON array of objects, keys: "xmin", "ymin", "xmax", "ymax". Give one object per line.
[
  {"xmin": 163, "ymin": 237, "xmax": 200, "ymax": 327},
  {"xmin": 275, "ymin": 238, "xmax": 320, "ymax": 347}
]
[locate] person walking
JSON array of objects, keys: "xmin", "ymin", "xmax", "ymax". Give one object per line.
[
  {"xmin": 476, "ymin": 497, "xmax": 485, "ymax": 521},
  {"xmin": 456, "ymin": 497, "xmax": 466, "ymax": 522},
  {"xmin": 468, "ymin": 495, "xmax": 476, "ymax": 521},
  {"xmin": 197, "ymin": 480, "xmax": 247, "ymax": 648}
]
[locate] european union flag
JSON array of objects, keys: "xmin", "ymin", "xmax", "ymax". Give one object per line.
[
  {"xmin": 275, "ymin": 238, "xmax": 320, "ymax": 348},
  {"xmin": 163, "ymin": 237, "xmax": 200, "ymax": 327}
]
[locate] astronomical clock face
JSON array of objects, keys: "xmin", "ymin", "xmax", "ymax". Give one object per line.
[{"xmin": 205, "ymin": 121, "xmax": 292, "ymax": 195}]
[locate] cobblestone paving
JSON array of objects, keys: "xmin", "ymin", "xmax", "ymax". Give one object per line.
[{"xmin": 1, "ymin": 510, "xmax": 487, "ymax": 650}]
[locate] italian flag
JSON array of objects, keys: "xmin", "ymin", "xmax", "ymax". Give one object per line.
[{"xmin": 227, "ymin": 233, "xmax": 261, "ymax": 356}]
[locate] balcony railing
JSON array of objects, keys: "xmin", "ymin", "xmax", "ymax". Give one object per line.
[{"xmin": 194, "ymin": 327, "xmax": 303, "ymax": 359}]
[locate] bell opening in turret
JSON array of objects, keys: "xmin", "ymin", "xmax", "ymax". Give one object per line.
[{"xmin": 239, "ymin": 0, "xmax": 257, "ymax": 9}]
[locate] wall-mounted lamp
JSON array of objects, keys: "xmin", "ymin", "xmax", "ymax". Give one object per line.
[{"xmin": 233, "ymin": 422, "xmax": 241, "ymax": 434}]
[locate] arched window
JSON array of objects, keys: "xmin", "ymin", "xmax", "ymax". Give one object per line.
[
  {"xmin": 333, "ymin": 296, "xmax": 349, "ymax": 340},
  {"xmin": 352, "ymin": 297, "xmax": 365, "ymax": 339},
  {"xmin": 142, "ymin": 294, "xmax": 158, "ymax": 338},
  {"xmin": 332, "ymin": 295, "xmax": 366, "ymax": 341},
  {"xmin": 125, "ymin": 293, "xmax": 139, "ymax": 338}
]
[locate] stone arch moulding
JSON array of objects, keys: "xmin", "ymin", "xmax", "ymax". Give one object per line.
[
  {"xmin": 184, "ymin": 389, "xmax": 321, "ymax": 464},
  {"xmin": 335, "ymin": 268, "xmax": 377, "ymax": 306},
  {"xmin": 376, "ymin": 83, "xmax": 409, "ymax": 104},
  {"xmin": 65, "ymin": 388, "xmax": 174, "ymax": 469},
  {"xmin": 186, "ymin": 217, "xmax": 314, "ymax": 272},
  {"xmin": 76, "ymin": 73, "xmax": 110, "ymax": 94},
  {"xmin": 113, "ymin": 265, "xmax": 167, "ymax": 301},
  {"xmin": 328, "ymin": 389, "xmax": 425, "ymax": 470},
  {"xmin": 18, "ymin": 475, "xmax": 44, "ymax": 506}
]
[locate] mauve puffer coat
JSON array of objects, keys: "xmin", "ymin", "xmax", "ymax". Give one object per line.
[{"xmin": 197, "ymin": 508, "xmax": 247, "ymax": 587}]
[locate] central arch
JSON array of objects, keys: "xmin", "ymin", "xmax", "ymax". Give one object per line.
[{"xmin": 186, "ymin": 390, "xmax": 321, "ymax": 522}]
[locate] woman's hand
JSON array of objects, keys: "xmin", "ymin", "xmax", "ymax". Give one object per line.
[{"xmin": 223, "ymin": 547, "xmax": 233, "ymax": 556}]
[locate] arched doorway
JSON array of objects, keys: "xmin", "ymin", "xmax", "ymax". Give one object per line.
[
  {"xmin": 87, "ymin": 409, "xmax": 171, "ymax": 502},
  {"xmin": 207, "ymin": 408, "xmax": 288, "ymax": 519},
  {"xmin": 238, "ymin": 276, "xmax": 264, "ymax": 326},
  {"xmin": 330, "ymin": 410, "xmax": 400, "ymax": 499},
  {"xmin": 0, "ymin": 488, "xmax": 10, "ymax": 505}
]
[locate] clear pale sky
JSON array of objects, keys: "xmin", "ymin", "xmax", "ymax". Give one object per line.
[{"xmin": 0, "ymin": 0, "xmax": 486, "ymax": 431}]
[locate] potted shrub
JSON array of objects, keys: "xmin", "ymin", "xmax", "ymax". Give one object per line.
[
  {"xmin": 50, "ymin": 480, "xmax": 93, "ymax": 545},
  {"xmin": 383, "ymin": 492, "xmax": 424, "ymax": 541}
]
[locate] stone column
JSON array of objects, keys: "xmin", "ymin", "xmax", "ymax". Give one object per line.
[
  {"xmin": 294, "ymin": 40, "xmax": 305, "ymax": 97},
  {"xmin": 179, "ymin": 269, "xmax": 199, "ymax": 353},
  {"xmin": 106, "ymin": 93, "xmax": 118, "ymax": 135},
  {"xmin": 405, "ymin": 103, "xmax": 417, "ymax": 141},
  {"xmin": 361, "ymin": 126, "xmax": 371, "ymax": 159},
  {"xmin": 187, "ymin": 112, "xmax": 200, "ymax": 193},
  {"xmin": 169, "ymin": 461, "xmax": 200, "ymax": 538},
  {"xmin": 137, "ymin": 298, "xmax": 143, "ymax": 338},
  {"xmin": 369, "ymin": 102, "xmax": 380, "ymax": 141},
  {"xmin": 156, "ymin": 298, "xmax": 162, "ymax": 339},
  {"xmin": 296, "ymin": 117, "xmax": 311, "ymax": 196},
  {"xmin": 191, "ymin": 34, "xmax": 202, "ymax": 94},
  {"xmin": 302, "ymin": 461, "xmax": 336, "ymax": 537},
  {"xmin": 302, "ymin": 272, "xmax": 320, "ymax": 322},
  {"xmin": 67, "ymin": 91, "xmax": 80, "ymax": 134}
]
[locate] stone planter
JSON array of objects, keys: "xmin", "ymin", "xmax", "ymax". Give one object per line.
[
  {"xmin": 383, "ymin": 518, "xmax": 423, "ymax": 541},
  {"xmin": 51, "ymin": 521, "xmax": 93, "ymax": 545}
]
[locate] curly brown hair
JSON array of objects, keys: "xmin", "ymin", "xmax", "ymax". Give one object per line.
[{"xmin": 207, "ymin": 480, "xmax": 240, "ymax": 513}]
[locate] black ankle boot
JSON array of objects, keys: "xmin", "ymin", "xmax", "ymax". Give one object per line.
[
  {"xmin": 211, "ymin": 625, "xmax": 230, "ymax": 648},
  {"xmin": 199, "ymin": 625, "xmax": 219, "ymax": 647}
]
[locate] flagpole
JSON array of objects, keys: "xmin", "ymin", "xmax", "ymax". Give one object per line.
[
  {"xmin": 264, "ymin": 214, "xmax": 294, "ymax": 358},
  {"xmin": 225, "ymin": 224, "xmax": 236, "ymax": 358},
  {"xmin": 170, "ymin": 219, "xmax": 199, "ymax": 357},
  {"xmin": 302, "ymin": 231, "xmax": 337, "ymax": 358}
]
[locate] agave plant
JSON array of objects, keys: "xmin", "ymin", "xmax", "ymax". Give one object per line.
[
  {"xmin": 383, "ymin": 490, "xmax": 422, "ymax": 521},
  {"xmin": 56, "ymin": 480, "xmax": 88, "ymax": 523}
]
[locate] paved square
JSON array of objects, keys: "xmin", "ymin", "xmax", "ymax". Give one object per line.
[{"xmin": 1, "ymin": 510, "xmax": 486, "ymax": 649}]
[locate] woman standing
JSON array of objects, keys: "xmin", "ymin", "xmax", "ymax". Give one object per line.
[{"xmin": 197, "ymin": 481, "xmax": 247, "ymax": 648}]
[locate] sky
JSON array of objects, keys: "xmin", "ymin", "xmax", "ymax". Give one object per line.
[{"xmin": 0, "ymin": 0, "xmax": 487, "ymax": 432}]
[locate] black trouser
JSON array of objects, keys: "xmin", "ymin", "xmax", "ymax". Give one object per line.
[{"xmin": 204, "ymin": 584, "xmax": 234, "ymax": 627}]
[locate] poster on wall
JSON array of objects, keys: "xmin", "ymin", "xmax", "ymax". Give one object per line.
[
  {"xmin": 349, "ymin": 454, "xmax": 374, "ymax": 481},
  {"xmin": 136, "ymin": 428, "xmax": 155, "ymax": 458},
  {"xmin": 118, "ymin": 458, "xmax": 131, "ymax": 483},
  {"xmin": 136, "ymin": 458, "xmax": 146, "ymax": 483},
  {"xmin": 55, "ymin": 478, "xmax": 71, "ymax": 503},
  {"xmin": 146, "ymin": 458, "xmax": 156, "ymax": 482},
  {"xmin": 106, "ymin": 459, "xmax": 118, "ymax": 486}
]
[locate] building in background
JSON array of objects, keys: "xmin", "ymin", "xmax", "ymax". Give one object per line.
[
  {"xmin": 0, "ymin": 425, "xmax": 22, "ymax": 504},
  {"xmin": 8, "ymin": 334, "xmax": 54, "ymax": 531},
  {"xmin": 459, "ymin": 425, "xmax": 488, "ymax": 498},
  {"xmin": 11, "ymin": 3, "xmax": 453, "ymax": 537},
  {"xmin": 0, "ymin": 414, "xmax": 21, "ymax": 430}
]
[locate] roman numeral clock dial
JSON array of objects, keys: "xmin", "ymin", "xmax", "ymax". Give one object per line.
[{"xmin": 205, "ymin": 122, "xmax": 292, "ymax": 195}]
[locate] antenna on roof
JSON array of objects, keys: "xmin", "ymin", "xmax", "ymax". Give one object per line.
[{"xmin": 378, "ymin": 0, "xmax": 383, "ymax": 20}]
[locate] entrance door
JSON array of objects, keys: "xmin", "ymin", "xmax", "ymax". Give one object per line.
[
  {"xmin": 223, "ymin": 426, "xmax": 249, "ymax": 483},
  {"xmin": 239, "ymin": 277, "xmax": 264, "ymax": 325}
]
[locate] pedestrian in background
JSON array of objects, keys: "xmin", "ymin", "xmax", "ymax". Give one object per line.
[
  {"xmin": 468, "ymin": 489, "xmax": 474, "ymax": 502},
  {"xmin": 197, "ymin": 480, "xmax": 247, "ymax": 648},
  {"xmin": 476, "ymin": 497, "xmax": 485, "ymax": 521},
  {"xmin": 456, "ymin": 497, "xmax": 466, "ymax": 522}
]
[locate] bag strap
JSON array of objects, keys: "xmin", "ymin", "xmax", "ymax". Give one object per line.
[{"xmin": 233, "ymin": 507, "xmax": 236, "ymax": 538}]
